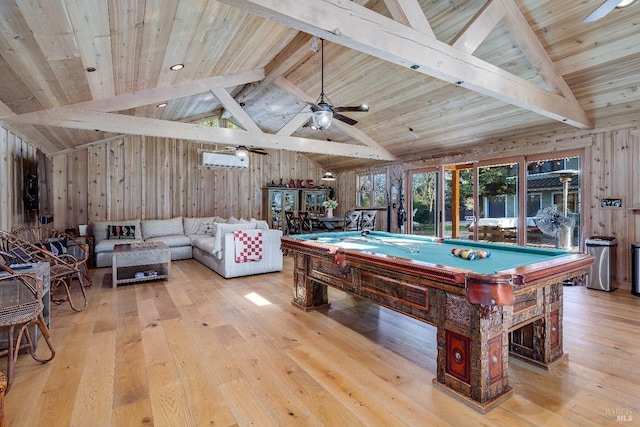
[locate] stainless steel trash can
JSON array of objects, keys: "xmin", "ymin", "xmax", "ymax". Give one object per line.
[
  {"xmin": 632, "ymin": 243, "xmax": 640, "ymax": 296},
  {"xmin": 585, "ymin": 236, "xmax": 617, "ymax": 291}
]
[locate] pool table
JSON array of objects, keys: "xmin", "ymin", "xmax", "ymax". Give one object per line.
[{"xmin": 281, "ymin": 231, "xmax": 593, "ymax": 413}]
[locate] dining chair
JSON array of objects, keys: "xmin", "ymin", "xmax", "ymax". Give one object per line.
[
  {"xmin": 343, "ymin": 211, "xmax": 362, "ymax": 231},
  {"xmin": 360, "ymin": 210, "xmax": 378, "ymax": 231},
  {"xmin": 284, "ymin": 211, "xmax": 302, "ymax": 235},
  {"xmin": 298, "ymin": 211, "xmax": 314, "ymax": 233},
  {"xmin": 0, "ymin": 264, "xmax": 55, "ymax": 393}
]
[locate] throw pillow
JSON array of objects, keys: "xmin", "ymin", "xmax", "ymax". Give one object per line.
[
  {"xmin": 251, "ymin": 218, "xmax": 269, "ymax": 230},
  {"xmin": 40, "ymin": 238, "xmax": 67, "ymax": 255},
  {"xmin": 228, "ymin": 216, "xmax": 240, "ymax": 224},
  {"xmin": 108, "ymin": 225, "xmax": 136, "ymax": 239},
  {"xmin": 204, "ymin": 222, "xmax": 216, "ymax": 236}
]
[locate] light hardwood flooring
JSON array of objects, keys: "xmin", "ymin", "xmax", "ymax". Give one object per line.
[{"xmin": 3, "ymin": 257, "xmax": 640, "ymax": 426}]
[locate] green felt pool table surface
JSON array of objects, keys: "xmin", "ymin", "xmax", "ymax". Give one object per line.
[{"xmin": 290, "ymin": 231, "xmax": 570, "ymax": 275}]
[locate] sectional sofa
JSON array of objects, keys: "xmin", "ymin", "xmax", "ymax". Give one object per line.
[{"xmin": 90, "ymin": 216, "xmax": 283, "ymax": 278}]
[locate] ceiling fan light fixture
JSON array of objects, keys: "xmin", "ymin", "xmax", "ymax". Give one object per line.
[
  {"xmin": 235, "ymin": 146, "xmax": 249, "ymax": 161},
  {"xmin": 312, "ymin": 110, "xmax": 332, "ymax": 131},
  {"xmin": 617, "ymin": 0, "xmax": 635, "ymax": 7},
  {"xmin": 321, "ymin": 169, "xmax": 336, "ymax": 181}
]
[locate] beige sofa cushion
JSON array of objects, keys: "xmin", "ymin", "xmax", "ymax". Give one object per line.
[
  {"xmin": 146, "ymin": 234, "xmax": 192, "ymax": 247},
  {"xmin": 95, "ymin": 238, "xmax": 144, "ymax": 253},
  {"xmin": 183, "ymin": 216, "xmax": 221, "ymax": 235},
  {"xmin": 141, "ymin": 217, "xmax": 184, "ymax": 239}
]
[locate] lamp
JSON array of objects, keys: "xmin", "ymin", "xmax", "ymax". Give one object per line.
[
  {"xmin": 312, "ymin": 110, "xmax": 333, "ymax": 131},
  {"xmin": 552, "ymin": 169, "xmax": 579, "ymax": 218},
  {"xmin": 235, "ymin": 146, "xmax": 249, "ymax": 162},
  {"xmin": 551, "ymin": 169, "xmax": 579, "ymax": 250},
  {"xmin": 310, "ymin": 39, "xmax": 333, "ymax": 131},
  {"xmin": 321, "ymin": 169, "xmax": 336, "ymax": 181}
]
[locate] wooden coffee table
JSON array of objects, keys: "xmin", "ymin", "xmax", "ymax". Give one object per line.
[{"xmin": 112, "ymin": 242, "xmax": 171, "ymax": 288}]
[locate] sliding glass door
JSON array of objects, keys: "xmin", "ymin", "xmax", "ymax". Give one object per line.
[
  {"xmin": 409, "ymin": 170, "xmax": 439, "ymax": 236},
  {"xmin": 526, "ymin": 156, "xmax": 581, "ymax": 250},
  {"xmin": 405, "ymin": 151, "xmax": 582, "ymax": 248},
  {"xmin": 443, "ymin": 166, "xmax": 474, "ymax": 239},
  {"xmin": 475, "ymin": 162, "xmax": 519, "ymax": 244}
]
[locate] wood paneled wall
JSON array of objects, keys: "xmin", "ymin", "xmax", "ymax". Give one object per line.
[
  {"xmin": 0, "ymin": 126, "xmax": 41, "ymax": 231},
  {"xmin": 51, "ymin": 136, "xmax": 326, "ymax": 227},
  {"xmin": 587, "ymin": 128, "xmax": 640, "ymax": 286}
]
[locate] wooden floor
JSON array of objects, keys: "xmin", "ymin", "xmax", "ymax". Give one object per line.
[{"xmin": 3, "ymin": 257, "xmax": 640, "ymax": 426}]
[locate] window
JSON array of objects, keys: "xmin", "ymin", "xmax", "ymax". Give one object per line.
[
  {"xmin": 527, "ymin": 193, "xmax": 542, "ymax": 217},
  {"xmin": 357, "ymin": 172, "xmax": 387, "ymax": 208},
  {"xmin": 526, "ymin": 156, "xmax": 581, "ymax": 248}
]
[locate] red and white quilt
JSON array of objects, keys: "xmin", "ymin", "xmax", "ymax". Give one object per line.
[{"xmin": 234, "ymin": 229, "xmax": 263, "ymax": 263}]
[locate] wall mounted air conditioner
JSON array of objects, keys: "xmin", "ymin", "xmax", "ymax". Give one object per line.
[{"xmin": 199, "ymin": 151, "xmax": 249, "ymax": 170}]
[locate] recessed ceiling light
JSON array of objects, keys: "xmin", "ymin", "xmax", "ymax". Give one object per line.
[
  {"xmin": 157, "ymin": 103, "xmax": 167, "ymax": 108},
  {"xmin": 169, "ymin": 63, "xmax": 184, "ymax": 71}
]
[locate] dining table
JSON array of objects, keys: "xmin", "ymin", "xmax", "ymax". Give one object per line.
[{"xmin": 310, "ymin": 215, "xmax": 345, "ymax": 231}]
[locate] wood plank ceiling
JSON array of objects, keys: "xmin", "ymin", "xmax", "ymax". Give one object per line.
[{"xmin": 0, "ymin": 0, "xmax": 639, "ymax": 171}]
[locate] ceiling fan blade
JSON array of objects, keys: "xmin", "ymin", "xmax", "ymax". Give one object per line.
[
  {"xmin": 248, "ymin": 148, "xmax": 269, "ymax": 155},
  {"xmin": 333, "ymin": 113, "xmax": 358, "ymax": 126},
  {"xmin": 583, "ymin": 0, "xmax": 623, "ymax": 23},
  {"xmin": 334, "ymin": 105, "xmax": 369, "ymax": 113},
  {"xmin": 306, "ymin": 101, "xmax": 321, "ymax": 112}
]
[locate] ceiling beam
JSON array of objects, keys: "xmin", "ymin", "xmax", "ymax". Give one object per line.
[
  {"xmin": 499, "ymin": 0, "xmax": 579, "ymax": 102},
  {"xmin": 6, "ymin": 107, "xmax": 396, "ymax": 160},
  {"xmin": 276, "ymin": 108, "xmax": 311, "ymax": 136},
  {"xmin": 450, "ymin": 0, "xmax": 506, "ymax": 54},
  {"xmin": 70, "ymin": 68, "xmax": 265, "ymax": 112},
  {"xmin": 383, "ymin": 0, "xmax": 435, "ymax": 37},
  {"xmin": 218, "ymin": 0, "xmax": 593, "ymax": 129},
  {"xmin": 210, "ymin": 88, "xmax": 262, "ymax": 133}
]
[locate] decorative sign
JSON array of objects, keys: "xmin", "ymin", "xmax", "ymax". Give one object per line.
[{"xmin": 600, "ymin": 198, "xmax": 623, "ymax": 208}]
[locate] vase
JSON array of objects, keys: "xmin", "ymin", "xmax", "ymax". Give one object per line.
[{"xmin": 326, "ymin": 208, "xmax": 334, "ymax": 218}]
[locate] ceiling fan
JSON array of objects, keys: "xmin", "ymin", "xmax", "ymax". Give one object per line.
[
  {"xmin": 583, "ymin": 0, "xmax": 637, "ymax": 23},
  {"xmin": 211, "ymin": 146, "xmax": 268, "ymax": 161},
  {"xmin": 307, "ymin": 38, "xmax": 369, "ymax": 131}
]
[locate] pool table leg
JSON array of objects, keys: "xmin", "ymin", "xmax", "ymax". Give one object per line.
[
  {"xmin": 290, "ymin": 252, "xmax": 331, "ymax": 311},
  {"xmin": 433, "ymin": 293, "xmax": 513, "ymax": 413},
  {"xmin": 509, "ymin": 281, "xmax": 568, "ymax": 369}
]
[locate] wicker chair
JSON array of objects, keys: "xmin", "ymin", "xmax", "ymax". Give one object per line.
[
  {"xmin": 0, "ymin": 264, "xmax": 55, "ymax": 392},
  {"xmin": 11, "ymin": 226, "xmax": 92, "ymax": 288},
  {"xmin": 0, "ymin": 371, "xmax": 5, "ymax": 426},
  {"xmin": 0, "ymin": 230, "xmax": 88, "ymax": 312}
]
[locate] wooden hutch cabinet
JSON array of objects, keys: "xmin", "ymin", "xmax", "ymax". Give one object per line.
[
  {"xmin": 263, "ymin": 188, "xmax": 299, "ymax": 230},
  {"xmin": 300, "ymin": 188, "xmax": 330, "ymax": 215}
]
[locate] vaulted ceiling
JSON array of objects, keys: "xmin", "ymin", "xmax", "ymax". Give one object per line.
[{"xmin": 1, "ymin": 0, "xmax": 639, "ymax": 171}]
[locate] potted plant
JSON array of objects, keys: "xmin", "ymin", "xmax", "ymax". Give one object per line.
[{"xmin": 322, "ymin": 199, "xmax": 338, "ymax": 218}]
